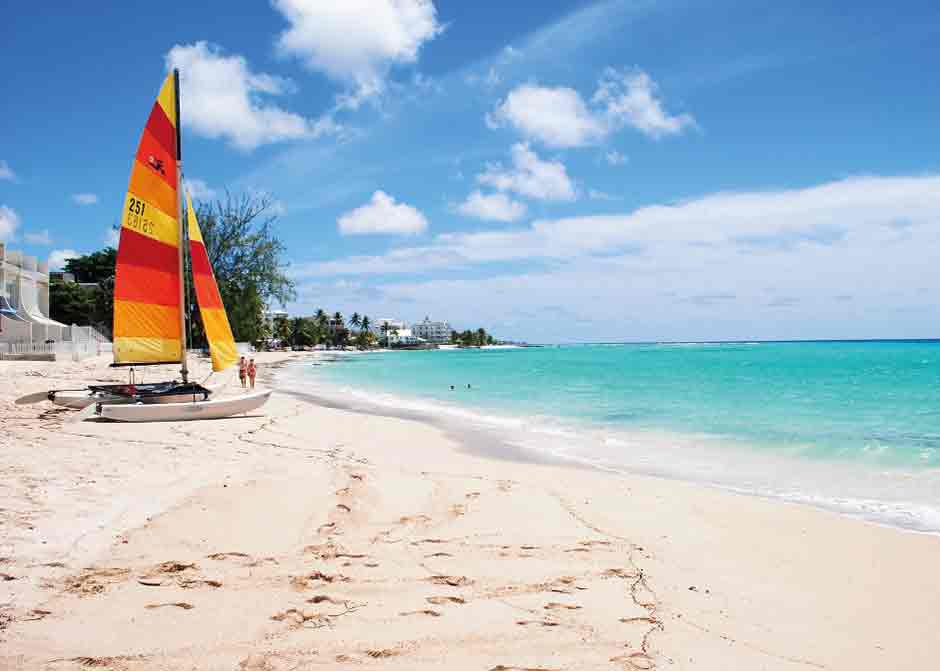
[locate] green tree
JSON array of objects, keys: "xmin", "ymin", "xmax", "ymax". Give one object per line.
[
  {"xmin": 476, "ymin": 328, "xmax": 487, "ymax": 346},
  {"xmin": 64, "ymin": 248, "xmax": 116, "ymax": 283},
  {"xmin": 49, "ymin": 280, "xmax": 96, "ymax": 327},
  {"xmin": 356, "ymin": 315, "xmax": 373, "ymax": 349},
  {"xmin": 350, "ymin": 312, "xmax": 361, "ymax": 330},
  {"xmin": 192, "ymin": 192, "xmax": 296, "ymax": 346},
  {"xmin": 273, "ymin": 316, "xmax": 291, "ymax": 346}
]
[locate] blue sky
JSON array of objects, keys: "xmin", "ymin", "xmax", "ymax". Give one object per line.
[{"xmin": 2, "ymin": 0, "xmax": 940, "ymax": 342}]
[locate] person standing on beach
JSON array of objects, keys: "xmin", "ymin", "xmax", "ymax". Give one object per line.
[
  {"xmin": 248, "ymin": 359, "xmax": 257, "ymax": 389},
  {"xmin": 238, "ymin": 356, "xmax": 247, "ymax": 388}
]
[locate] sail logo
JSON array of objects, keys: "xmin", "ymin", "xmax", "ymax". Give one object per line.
[{"xmin": 147, "ymin": 155, "xmax": 166, "ymax": 175}]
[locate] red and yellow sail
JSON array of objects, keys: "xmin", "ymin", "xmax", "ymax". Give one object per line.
[
  {"xmin": 186, "ymin": 189, "xmax": 238, "ymax": 372},
  {"xmin": 113, "ymin": 73, "xmax": 183, "ymax": 364}
]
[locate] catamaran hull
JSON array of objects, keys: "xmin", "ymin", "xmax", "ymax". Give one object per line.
[
  {"xmin": 96, "ymin": 390, "xmax": 272, "ymax": 422},
  {"xmin": 51, "ymin": 386, "xmax": 211, "ymax": 409}
]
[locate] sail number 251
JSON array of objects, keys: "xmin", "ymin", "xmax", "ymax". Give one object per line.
[
  {"xmin": 126, "ymin": 197, "xmax": 155, "ymax": 235},
  {"xmin": 128, "ymin": 197, "xmax": 146, "ymax": 216}
]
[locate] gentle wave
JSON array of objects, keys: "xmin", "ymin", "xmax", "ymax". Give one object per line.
[{"xmin": 280, "ymin": 351, "xmax": 940, "ymax": 534}]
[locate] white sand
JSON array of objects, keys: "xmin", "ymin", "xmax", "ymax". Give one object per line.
[{"xmin": 1, "ymin": 352, "xmax": 938, "ymax": 670}]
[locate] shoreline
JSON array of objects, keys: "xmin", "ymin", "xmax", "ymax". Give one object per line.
[
  {"xmin": 1, "ymin": 352, "xmax": 938, "ymax": 669},
  {"xmin": 280, "ymin": 353, "xmax": 940, "ymax": 536}
]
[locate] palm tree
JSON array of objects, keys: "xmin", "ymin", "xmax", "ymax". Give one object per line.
[
  {"xmin": 358, "ymin": 316, "xmax": 372, "ymax": 350},
  {"xmin": 350, "ymin": 312, "xmax": 361, "ymax": 330},
  {"xmin": 477, "ymin": 328, "xmax": 486, "ymax": 347},
  {"xmin": 333, "ymin": 311, "xmax": 344, "ymax": 328}
]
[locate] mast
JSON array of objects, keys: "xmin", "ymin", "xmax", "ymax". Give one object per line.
[{"xmin": 174, "ymin": 68, "xmax": 189, "ymax": 383}]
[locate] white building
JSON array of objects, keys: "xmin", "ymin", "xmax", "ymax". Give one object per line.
[
  {"xmin": 1, "ymin": 243, "xmax": 67, "ymax": 344},
  {"xmin": 370, "ymin": 318, "xmax": 406, "ymax": 338},
  {"xmin": 387, "ymin": 328, "xmax": 425, "ymax": 347},
  {"xmin": 411, "ymin": 316, "xmax": 452, "ymax": 344}
]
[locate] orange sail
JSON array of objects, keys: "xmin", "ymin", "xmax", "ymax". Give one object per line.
[
  {"xmin": 112, "ymin": 72, "xmax": 183, "ymax": 365},
  {"xmin": 186, "ymin": 189, "xmax": 238, "ymax": 372}
]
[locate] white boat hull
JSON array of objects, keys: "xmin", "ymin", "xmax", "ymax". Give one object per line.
[
  {"xmin": 52, "ymin": 391, "xmax": 106, "ymax": 410},
  {"xmin": 96, "ymin": 390, "xmax": 272, "ymax": 422}
]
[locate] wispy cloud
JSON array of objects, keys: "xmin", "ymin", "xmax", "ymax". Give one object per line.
[
  {"xmin": 605, "ymin": 150, "xmax": 628, "ymax": 166},
  {"xmin": 456, "ymin": 190, "xmax": 527, "ymax": 222},
  {"xmin": 296, "ymin": 175, "xmax": 940, "ymax": 278},
  {"xmin": 0, "ymin": 205, "xmax": 19, "ymax": 242},
  {"xmin": 478, "ymin": 143, "xmax": 577, "ymax": 201},
  {"xmin": 48, "ymin": 249, "xmax": 79, "ymax": 271},
  {"xmin": 24, "ymin": 229, "xmax": 52, "ymax": 245},
  {"xmin": 185, "ymin": 177, "xmax": 217, "ymax": 201},
  {"xmin": 72, "ymin": 193, "xmax": 98, "ymax": 206},
  {"xmin": 0, "ymin": 160, "xmax": 15, "ymax": 181}
]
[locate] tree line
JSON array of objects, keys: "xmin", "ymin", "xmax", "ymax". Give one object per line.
[{"xmin": 269, "ymin": 311, "xmax": 498, "ymax": 350}]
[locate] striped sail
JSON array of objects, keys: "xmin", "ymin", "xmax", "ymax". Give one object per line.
[
  {"xmin": 186, "ymin": 189, "xmax": 238, "ymax": 372},
  {"xmin": 112, "ymin": 73, "xmax": 183, "ymax": 365}
]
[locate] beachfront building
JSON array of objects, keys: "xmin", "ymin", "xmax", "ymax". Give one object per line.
[
  {"xmin": 0, "ymin": 243, "xmax": 67, "ymax": 344},
  {"xmin": 386, "ymin": 328, "xmax": 425, "ymax": 346},
  {"xmin": 370, "ymin": 318, "xmax": 406, "ymax": 339},
  {"xmin": 411, "ymin": 316, "xmax": 452, "ymax": 344}
]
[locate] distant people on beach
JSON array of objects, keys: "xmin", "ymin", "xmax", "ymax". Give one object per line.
[
  {"xmin": 238, "ymin": 356, "xmax": 247, "ymax": 388},
  {"xmin": 248, "ymin": 359, "xmax": 257, "ymax": 389}
]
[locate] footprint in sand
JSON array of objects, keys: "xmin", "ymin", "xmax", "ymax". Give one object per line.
[
  {"xmin": 63, "ymin": 567, "xmax": 130, "ymax": 596},
  {"xmin": 425, "ymin": 552, "xmax": 453, "ymax": 558},
  {"xmin": 206, "ymin": 552, "xmax": 250, "ymax": 561},
  {"xmin": 178, "ymin": 578, "xmax": 222, "ymax": 589},
  {"xmin": 544, "ymin": 602, "xmax": 581, "ymax": 611},
  {"xmin": 305, "ymin": 542, "xmax": 367, "ymax": 560},
  {"xmin": 489, "ymin": 666, "xmax": 561, "ymax": 671},
  {"xmin": 399, "ymin": 609, "xmax": 441, "ymax": 617},
  {"xmin": 610, "ymin": 652, "xmax": 655, "ymax": 670},
  {"xmin": 399, "ymin": 514, "xmax": 432, "ymax": 525},
  {"xmin": 426, "ymin": 575, "xmax": 472, "ymax": 587},
  {"xmin": 426, "ymin": 596, "xmax": 466, "ymax": 605},
  {"xmin": 145, "ymin": 602, "xmax": 194, "ymax": 610},
  {"xmin": 515, "ymin": 619, "xmax": 560, "ymax": 627}
]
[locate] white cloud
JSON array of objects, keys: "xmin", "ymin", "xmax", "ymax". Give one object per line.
[
  {"xmin": 104, "ymin": 227, "xmax": 120, "ymax": 247},
  {"xmin": 0, "ymin": 205, "xmax": 19, "ymax": 242},
  {"xmin": 185, "ymin": 177, "xmax": 217, "ymax": 201},
  {"xmin": 457, "ymin": 190, "xmax": 527, "ymax": 222},
  {"xmin": 273, "ymin": 0, "xmax": 443, "ymax": 107},
  {"xmin": 48, "ymin": 249, "xmax": 79, "ymax": 271},
  {"xmin": 488, "ymin": 84, "xmax": 606, "ymax": 148},
  {"xmin": 72, "ymin": 193, "xmax": 98, "ymax": 206},
  {"xmin": 489, "ymin": 68, "xmax": 694, "ymax": 147},
  {"xmin": 296, "ymin": 175, "xmax": 940, "ymax": 277},
  {"xmin": 338, "ymin": 190, "xmax": 429, "ymax": 236},
  {"xmin": 594, "ymin": 68, "xmax": 696, "ymax": 139},
  {"xmin": 0, "ymin": 160, "xmax": 15, "ymax": 181},
  {"xmin": 478, "ymin": 143, "xmax": 577, "ymax": 201},
  {"xmin": 24, "ymin": 229, "xmax": 52, "ymax": 245},
  {"xmin": 166, "ymin": 42, "xmax": 340, "ymax": 150},
  {"xmin": 588, "ymin": 189, "xmax": 618, "ymax": 201},
  {"xmin": 605, "ymin": 150, "xmax": 627, "ymax": 166}
]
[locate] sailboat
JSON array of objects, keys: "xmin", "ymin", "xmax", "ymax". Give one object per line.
[{"xmin": 18, "ymin": 70, "xmax": 271, "ymax": 421}]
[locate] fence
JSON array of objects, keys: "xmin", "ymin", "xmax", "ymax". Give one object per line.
[{"xmin": 0, "ymin": 328, "xmax": 112, "ymax": 361}]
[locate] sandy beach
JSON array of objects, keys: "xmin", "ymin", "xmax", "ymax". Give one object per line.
[{"xmin": 1, "ymin": 352, "xmax": 938, "ymax": 670}]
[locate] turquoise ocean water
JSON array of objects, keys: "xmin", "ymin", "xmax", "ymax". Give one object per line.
[{"xmin": 285, "ymin": 342, "xmax": 940, "ymax": 532}]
